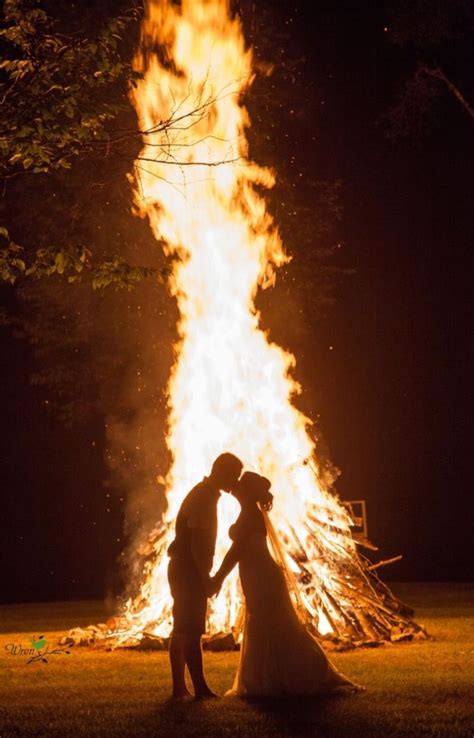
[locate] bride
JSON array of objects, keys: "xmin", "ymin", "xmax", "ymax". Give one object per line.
[{"xmin": 211, "ymin": 471, "xmax": 362, "ymax": 696}]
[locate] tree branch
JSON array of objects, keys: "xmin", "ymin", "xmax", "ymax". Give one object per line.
[{"xmin": 421, "ymin": 65, "xmax": 474, "ymax": 122}]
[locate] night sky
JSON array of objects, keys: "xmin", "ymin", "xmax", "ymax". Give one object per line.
[{"xmin": 1, "ymin": 0, "xmax": 472, "ymax": 605}]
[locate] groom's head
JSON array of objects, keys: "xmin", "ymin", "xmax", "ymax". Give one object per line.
[{"xmin": 209, "ymin": 453, "xmax": 243, "ymax": 493}]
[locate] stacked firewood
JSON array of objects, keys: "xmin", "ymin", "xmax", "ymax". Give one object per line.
[{"xmin": 61, "ymin": 505, "xmax": 427, "ymax": 651}]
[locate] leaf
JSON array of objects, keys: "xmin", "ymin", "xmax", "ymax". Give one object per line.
[
  {"xmin": 23, "ymin": 157, "xmax": 33, "ymax": 169},
  {"xmin": 0, "ymin": 227, "xmax": 9, "ymax": 239}
]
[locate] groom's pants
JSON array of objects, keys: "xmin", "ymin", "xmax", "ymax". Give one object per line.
[{"xmin": 168, "ymin": 557, "xmax": 208, "ymax": 635}]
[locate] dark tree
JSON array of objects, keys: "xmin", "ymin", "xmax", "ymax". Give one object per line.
[
  {"xmin": 0, "ymin": 0, "xmax": 235, "ymax": 288},
  {"xmin": 384, "ymin": 0, "xmax": 474, "ymax": 138}
]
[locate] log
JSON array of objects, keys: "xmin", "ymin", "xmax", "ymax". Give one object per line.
[{"xmin": 368, "ymin": 555, "xmax": 403, "ymax": 571}]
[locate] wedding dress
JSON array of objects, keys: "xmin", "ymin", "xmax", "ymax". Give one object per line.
[{"xmin": 227, "ymin": 508, "xmax": 360, "ymax": 697}]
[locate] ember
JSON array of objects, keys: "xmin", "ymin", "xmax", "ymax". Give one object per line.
[{"xmin": 64, "ymin": 0, "xmax": 425, "ymax": 651}]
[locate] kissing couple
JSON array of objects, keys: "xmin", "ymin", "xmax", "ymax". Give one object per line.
[{"xmin": 167, "ymin": 452, "xmax": 362, "ymax": 699}]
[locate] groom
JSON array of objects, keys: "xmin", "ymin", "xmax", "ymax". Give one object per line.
[{"xmin": 167, "ymin": 452, "xmax": 243, "ymax": 699}]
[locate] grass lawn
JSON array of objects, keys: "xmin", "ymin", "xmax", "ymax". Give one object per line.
[{"xmin": 1, "ymin": 583, "xmax": 473, "ymax": 738}]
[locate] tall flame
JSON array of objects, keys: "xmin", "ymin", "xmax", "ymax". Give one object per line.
[{"xmin": 126, "ymin": 0, "xmax": 356, "ymax": 639}]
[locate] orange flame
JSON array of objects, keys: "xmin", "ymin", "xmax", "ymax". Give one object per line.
[{"xmin": 125, "ymin": 0, "xmax": 355, "ymax": 639}]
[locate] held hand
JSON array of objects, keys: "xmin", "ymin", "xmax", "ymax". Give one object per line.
[
  {"xmin": 207, "ymin": 575, "xmax": 222, "ymax": 597},
  {"xmin": 203, "ymin": 575, "xmax": 216, "ymax": 597}
]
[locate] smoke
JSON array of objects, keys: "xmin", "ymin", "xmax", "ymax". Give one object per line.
[{"xmin": 9, "ymin": 138, "xmax": 186, "ymax": 596}]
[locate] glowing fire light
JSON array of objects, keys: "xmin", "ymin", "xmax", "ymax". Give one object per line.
[
  {"xmin": 122, "ymin": 0, "xmax": 357, "ymax": 640},
  {"xmin": 62, "ymin": 0, "xmax": 425, "ymax": 652},
  {"xmin": 60, "ymin": 0, "xmax": 425, "ymax": 653}
]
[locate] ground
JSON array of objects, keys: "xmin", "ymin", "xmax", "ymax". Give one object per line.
[{"xmin": 1, "ymin": 583, "xmax": 473, "ymax": 738}]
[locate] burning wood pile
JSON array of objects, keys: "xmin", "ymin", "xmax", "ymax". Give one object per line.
[
  {"xmin": 62, "ymin": 472, "xmax": 426, "ymax": 652},
  {"xmin": 62, "ymin": 512, "xmax": 425, "ymax": 651},
  {"xmin": 62, "ymin": 0, "xmax": 426, "ymax": 652}
]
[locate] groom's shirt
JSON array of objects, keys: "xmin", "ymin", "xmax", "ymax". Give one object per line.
[{"xmin": 168, "ymin": 477, "xmax": 220, "ymax": 575}]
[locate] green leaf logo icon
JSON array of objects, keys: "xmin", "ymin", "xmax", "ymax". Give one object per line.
[{"xmin": 31, "ymin": 634, "xmax": 47, "ymax": 651}]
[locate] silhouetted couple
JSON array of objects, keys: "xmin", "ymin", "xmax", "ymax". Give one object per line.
[{"xmin": 167, "ymin": 452, "xmax": 361, "ymax": 699}]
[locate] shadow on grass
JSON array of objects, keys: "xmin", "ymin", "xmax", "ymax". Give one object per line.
[{"xmin": 131, "ymin": 690, "xmax": 373, "ymax": 738}]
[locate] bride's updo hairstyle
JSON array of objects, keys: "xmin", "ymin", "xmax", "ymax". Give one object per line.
[{"xmin": 240, "ymin": 471, "xmax": 273, "ymax": 511}]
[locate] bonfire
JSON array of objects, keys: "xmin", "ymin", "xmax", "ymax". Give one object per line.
[{"xmin": 63, "ymin": 0, "xmax": 425, "ymax": 652}]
